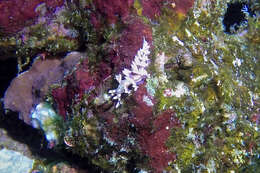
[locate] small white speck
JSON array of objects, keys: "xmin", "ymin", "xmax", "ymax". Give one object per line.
[
  {"xmin": 192, "ymin": 74, "xmax": 208, "ymax": 83},
  {"xmin": 201, "ymin": 104, "xmax": 205, "ymax": 112},
  {"xmin": 217, "ymin": 80, "xmax": 221, "ymax": 86},
  {"xmin": 139, "ymin": 170, "xmax": 148, "ymax": 173},
  {"xmin": 173, "ymin": 82, "xmax": 187, "ymax": 98},
  {"xmin": 194, "ymin": 21, "xmax": 200, "ymax": 26},
  {"xmin": 143, "ymin": 95, "xmax": 154, "ymax": 106},
  {"xmin": 163, "ymin": 88, "xmax": 174, "ymax": 97},
  {"xmin": 232, "ymin": 58, "xmax": 242, "ymax": 67},
  {"xmin": 185, "ymin": 28, "xmax": 192, "ymax": 37},
  {"xmin": 172, "ymin": 36, "xmax": 184, "ymax": 46}
]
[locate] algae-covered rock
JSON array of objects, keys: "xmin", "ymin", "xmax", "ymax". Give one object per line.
[{"xmin": 0, "ymin": 0, "xmax": 259, "ymax": 172}]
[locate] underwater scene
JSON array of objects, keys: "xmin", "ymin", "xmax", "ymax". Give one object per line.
[{"xmin": 0, "ymin": 0, "xmax": 259, "ymax": 172}]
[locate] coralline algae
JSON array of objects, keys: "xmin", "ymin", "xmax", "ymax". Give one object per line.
[{"xmin": 0, "ymin": 0, "xmax": 259, "ymax": 172}]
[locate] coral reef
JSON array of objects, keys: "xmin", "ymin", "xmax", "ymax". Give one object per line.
[{"xmin": 0, "ymin": 0, "xmax": 259, "ymax": 172}]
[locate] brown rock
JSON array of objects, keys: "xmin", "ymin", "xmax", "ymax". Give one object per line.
[{"xmin": 4, "ymin": 52, "xmax": 85, "ymax": 124}]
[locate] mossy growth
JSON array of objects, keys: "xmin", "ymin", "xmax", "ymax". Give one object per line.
[
  {"xmin": 31, "ymin": 102, "xmax": 65, "ymax": 145},
  {"xmin": 149, "ymin": 0, "xmax": 260, "ymax": 172},
  {"xmin": 60, "ymin": 98, "xmax": 127, "ymax": 171},
  {"xmin": 134, "ymin": 0, "xmax": 143, "ymax": 16}
]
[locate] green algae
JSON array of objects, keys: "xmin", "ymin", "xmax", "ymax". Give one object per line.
[
  {"xmin": 31, "ymin": 102, "xmax": 65, "ymax": 145},
  {"xmin": 134, "ymin": 0, "xmax": 143, "ymax": 16},
  {"xmin": 1, "ymin": 0, "xmax": 258, "ymax": 172},
  {"xmin": 148, "ymin": 0, "xmax": 260, "ymax": 172}
]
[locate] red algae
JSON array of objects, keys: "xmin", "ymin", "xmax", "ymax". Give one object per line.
[
  {"xmin": 51, "ymin": 57, "xmax": 109, "ymax": 119},
  {"xmin": 99, "ymin": 84, "xmax": 178, "ymax": 172},
  {"xmin": 140, "ymin": 110, "xmax": 179, "ymax": 172},
  {"xmin": 141, "ymin": 0, "xmax": 165, "ymax": 19},
  {"xmin": 140, "ymin": 0, "xmax": 194, "ymax": 19},
  {"xmin": 45, "ymin": 0, "xmax": 63, "ymax": 9},
  {"xmin": 0, "ymin": 0, "xmax": 64, "ymax": 34},
  {"xmin": 93, "ymin": 0, "xmax": 134, "ymax": 24},
  {"xmin": 52, "ymin": 58, "xmax": 97, "ymax": 118},
  {"xmin": 174, "ymin": 0, "xmax": 195, "ymax": 15},
  {"xmin": 101, "ymin": 112, "xmax": 131, "ymax": 145},
  {"xmin": 111, "ymin": 19, "xmax": 152, "ymax": 72},
  {"xmin": 130, "ymin": 83, "xmax": 154, "ymax": 127},
  {"xmin": 129, "ymin": 84, "xmax": 179, "ymax": 172},
  {"xmin": 74, "ymin": 60, "xmax": 97, "ymax": 98},
  {"xmin": 51, "ymin": 87, "xmax": 68, "ymax": 119},
  {"xmin": 142, "ymin": 128, "xmax": 176, "ymax": 173}
]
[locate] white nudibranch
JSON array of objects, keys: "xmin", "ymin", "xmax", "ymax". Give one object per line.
[{"xmin": 108, "ymin": 39, "xmax": 151, "ymax": 108}]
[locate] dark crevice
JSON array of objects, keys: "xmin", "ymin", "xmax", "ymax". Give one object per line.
[
  {"xmin": 0, "ymin": 101, "xmax": 106, "ymax": 173},
  {"xmin": 0, "ymin": 58, "xmax": 18, "ymax": 97},
  {"xmin": 223, "ymin": 2, "xmax": 255, "ymax": 34}
]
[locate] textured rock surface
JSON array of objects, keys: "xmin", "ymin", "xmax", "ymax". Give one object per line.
[
  {"xmin": 0, "ymin": 148, "xmax": 34, "ymax": 173},
  {"xmin": 0, "ymin": 0, "xmax": 259, "ymax": 172},
  {"xmin": 4, "ymin": 52, "xmax": 84, "ymax": 124}
]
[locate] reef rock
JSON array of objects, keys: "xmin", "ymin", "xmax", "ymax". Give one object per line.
[{"xmin": 4, "ymin": 52, "xmax": 84, "ymax": 124}]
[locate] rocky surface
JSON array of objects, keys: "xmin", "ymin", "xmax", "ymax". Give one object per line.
[{"xmin": 0, "ymin": 0, "xmax": 259, "ymax": 172}]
